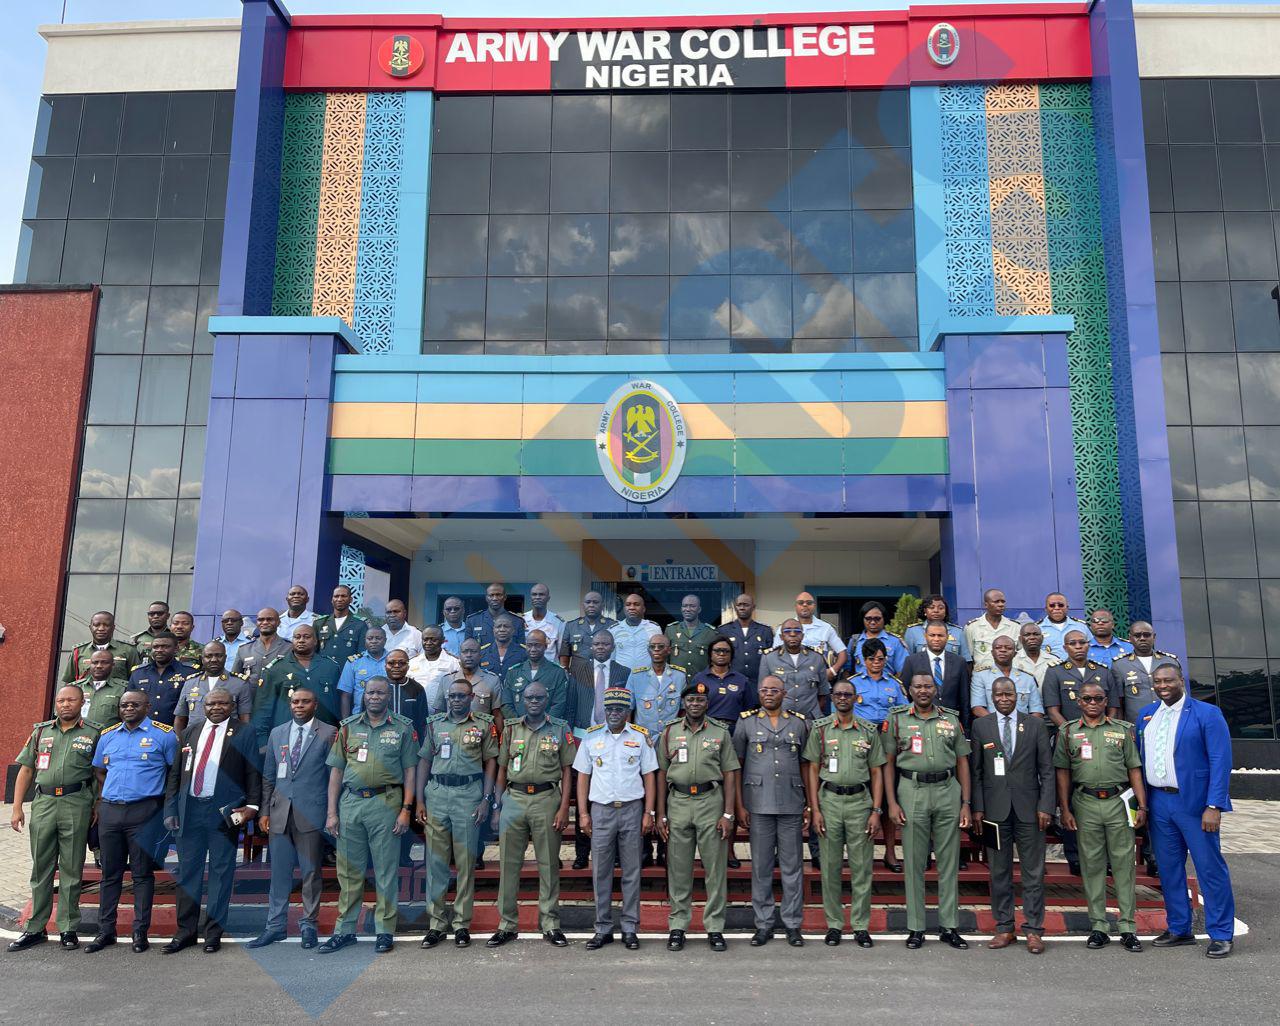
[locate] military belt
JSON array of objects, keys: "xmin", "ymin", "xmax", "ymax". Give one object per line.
[
  {"xmin": 669, "ymin": 780, "xmax": 720, "ymax": 796},
  {"xmin": 899, "ymin": 768, "xmax": 954, "ymax": 784},
  {"xmin": 508, "ymin": 780, "xmax": 558, "ymax": 795},
  {"xmin": 1153, "ymin": 786, "xmax": 1179, "ymax": 794},
  {"xmin": 37, "ymin": 782, "xmax": 85, "ymax": 797},
  {"xmin": 821, "ymin": 781, "xmax": 868, "ymax": 796},
  {"xmin": 432, "ymin": 773, "xmax": 482, "ymax": 787},
  {"xmin": 345, "ymin": 784, "xmax": 399, "ymax": 798},
  {"xmin": 1075, "ymin": 784, "xmax": 1125, "ymax": 800}
]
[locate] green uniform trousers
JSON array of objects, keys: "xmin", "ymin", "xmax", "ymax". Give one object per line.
[
  {"xmin": 817, "ymin": 788, "xmax": 874, "ymax": 931},
  {"xmin": 899, "ymin": 776, "xmax": 961, "ymax": 932},
  {"xmin": 497, "ymin": 788, "xmax": 562, "ymax": 932},
  {"xmin": 335, "ymin": 788, "xmax": 403, "ymax": 935},
  {"xmin": 425, "ymin": 778, "xmax": 483, "ymax": 931},
  {"xmin": 666, "ymin": 791, "xmax": 728, "ymax": 932},
  {"xmin": 28, "ymin": 791, "xmax": 93, "ymax": 932},
  {"xmin": 1073, "ymin": 791, "xmax": 1137, "ymax": 932}
]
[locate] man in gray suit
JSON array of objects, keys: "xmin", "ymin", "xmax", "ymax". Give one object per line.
[
  {"xmin": 247, "ymin": 685, "xmax": 336, "ymax": 949},
  {"xmin": 970, "ymin": 677, "xmax": 1055, "ymax": 954}
]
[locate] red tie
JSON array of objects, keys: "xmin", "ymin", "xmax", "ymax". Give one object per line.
[{"xmin": 193, "ymin": 724, "xmax": 219, "ymax": 796}]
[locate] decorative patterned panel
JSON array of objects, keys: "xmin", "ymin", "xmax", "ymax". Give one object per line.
[
  {"xmin": 986, "ymin": 86, "xmax": 1051, "ymax": 316},
  {"xmin": 940, "ymin": 86, "xmax": 995, "ymax": 318},
  {"xmin": 272, "ymin": 93, "xmax": 325, "ymax": 316},
  {"xmin": 313, "ymin": 92, "xmax": 367, "ymax": 324},
  {"xmin": 353, "ymin": 92, "xmax": 406, "ymax": 356},
  {"xmin": 338, "ymin": 543, "xmax": 366, "ymax": 610}
]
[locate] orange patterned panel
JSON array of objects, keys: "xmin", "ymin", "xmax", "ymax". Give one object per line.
[
  {"xmin": 987, "ymin": 85, "xmax": 1051, "ymax": 316},
  {"xmin": 313, "ymin": 92, "xmax": 366, "ymax": 323}
]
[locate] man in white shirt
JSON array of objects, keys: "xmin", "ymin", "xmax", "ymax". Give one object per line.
[
  {"xmin": 790, "ymin": 592, "xmax": 846, "ymax": 680},
  {"xmin": 413, "ymin": 626, "xmax": 462, "ymax": 713},
  {"xmin": 522, "ymin": 583, "xmax": 565, "ymax": 655},
  {"xmin": 382, "ymin": 599, "xmax": 424, "ymax": 661},
  {"xmin": 609, "ymin": 593, "xmax": 662, "ymax": 670},
  {"xmin": 278, "ymin": 585, "xmax": 315, "ymax": 641}
]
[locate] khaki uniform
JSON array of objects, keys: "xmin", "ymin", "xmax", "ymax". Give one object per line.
[
  {"xmin": 1054, "ymin": 717, "xmax": 1142, "ymax": 932},
  {"xmin": 657, "ymin": 716, "xmax": 741, "ymax": 932},
  {"xmin": 803, "ymin": 714, "xmax": 885, "ymax": 931},
  {"xmin": 326, "ymin": 711, "xmax": 417, "ymax": 935},
  {"xmin": 1013, "ymin": 649, "xmax": 1058, "ymax": 688},
  {"xmin": 15, "ymin": 719, "xmax": 99, "ymax": 931},
  {"xmin": 61, "ymin": 640, "xmax": 136, "ymax": 684},
  {"xmin": 496, "ymin": 716, "xmax": 576, "ymax": 931},
  {"xmin": 75, "ymin": 677, "xmax": 127, "ymax": 730},
  {"xmin": 963, "ymin": 615, "xmax": 1021, "ymax": 673},
  {"xmin": 886, "ymin": 704, "xmax": 972, "ymax": 931},
  {"xmin": 420, "ymin": 711, "xmax": 498, "ymax": 931}
]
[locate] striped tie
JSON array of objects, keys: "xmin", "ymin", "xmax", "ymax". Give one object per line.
[{"xmin": 933, "ymin": 656, "xmax": 944, "ymax": 688}]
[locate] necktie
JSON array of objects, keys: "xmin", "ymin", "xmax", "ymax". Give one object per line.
[
  {"xmin": 193, "ymin": 724, "xmax": 218, "ymax": 796},
  {"xmin": 932, "ymin": 657, "xmax": 944, "ymax": 688},
  {"xmin": 595, "ymin": 664, "xmax": 607, "ymax": 721},
  {"xmin": 291, "ymin": 724, "xmax": 304, "ymax": 770},
  {"xmin": 1002, "ymin": 715, "xmax": 1013, "ymax": 756},
  {"xmin": 1154, "ymin": 710, "xmax": 1172, "ymax": 778}
]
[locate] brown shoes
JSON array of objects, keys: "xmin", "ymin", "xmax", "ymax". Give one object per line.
[
  {"xmin": 987, "ymin": 932, "xmax": 1016, "ymax": 949},
  {"xmin": 1025, "ymin": 933, "xmax": 1045, "ymax": 954}
]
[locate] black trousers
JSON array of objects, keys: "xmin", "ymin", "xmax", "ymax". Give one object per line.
[
  {"xmin": 174, "ymin": 799, "xmax": 239, "ymax": 941},
  {"xmin": 97, "ymin": 795, "xmax": 165, "ymax": 934}
]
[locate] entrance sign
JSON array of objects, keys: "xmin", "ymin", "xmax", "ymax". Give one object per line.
[{"xmin": 597, "ymin": 379, "xmax": 687, "ymax": 503}]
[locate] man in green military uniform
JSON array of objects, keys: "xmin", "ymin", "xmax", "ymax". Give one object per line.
[
  {"xmin": 319, "ymin": 676, "xmax": 416, "ymax": 954},
  {"xmin": 131, "ymin": 600, "xmax": 171, "ymax": 660},
  {"xmin": 665, "ymin": 594, "xmax": 718, "ymax": 677},
  {"xmin": 75, "ymin": 649, "xmax": 128, "ymax": 730},
  {"xmin": 487, "ymin": 681, "xmax": 576, "ymax": 947},
  {"xmin": 169, "ymin": 611, "xmax": 204, "ymax": 666},
  {"xmin": 253, "ymin": 624, "xmax": 345, "ymax": 749},
  {"xmin": 62, "ymin": 610, "xmax": 136, "ymax": 684},
  {"xmin": 8, "ymin": 685, "xmax": 100, "ymax": 951},
  {"xmin": 313, "ymin": 584, "xmax": 369, "ymax": 660},
  {"xmin": 804, "ymin": 677, "xmax": 885, "ymax": 947},
  {"xmin": 416, "ymin": 678, "xmax": 498, "ymax": 949},
  {"xmin": 885, "ymin": 672, "xmax": 972, "ymax": 949},
  {"xmin": 1054, "ymin": 680, "xmax": 1147, "ymax": 952},
  {"xmin": 656, "ymin": 679, "xmax": 741, "ymax": 952}
]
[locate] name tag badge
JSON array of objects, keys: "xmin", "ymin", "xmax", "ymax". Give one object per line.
[
  {"xmin": 993, "ymin": 756, "xmax": 1006, "ymax": 776},
  {"xmin": 277, "ymin": 760, "xmax": 288, "ymax": 778},
  {"xmin": 677, "ymin": 747, "xmax": 689, "ymax": 764},
  {"xmin": 511, "ymin": 754, "xmax": 523, "ymax": 773},
  {"xmin": 1081, "ymin": 742, "xmax": 1093, "ymax": 761},
  {"xmin": 440, "ymin": 739, "xmax": 452, "ymax": 760},
  {"xmin": 910, "ymin": 735, "xmax": 923, "ymax": 755},
  {"xmin": 36, "ymin": 753, "xmax": 50, "ymax": 770},
  {"xmin": 828, "ymin": 756, "xmax": 838, "ymax": 774},
  {"xmin": 356, "ymin": 746, "xmax": 369, "ymax": 763}
]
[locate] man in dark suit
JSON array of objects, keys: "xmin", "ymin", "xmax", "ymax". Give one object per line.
[
  {"xmin": 970, "ymin": 676, "xmax": 1055, "ymax": 954},
  {"xmin": 902, "ymin": 623, "xmax": 970, "ymax": 729},
  {"xmin": 162, "ymin": 687, "xmax": 262, "ymax": 953},
  {"xmin": 1137, "ymin": 661, "xmax": 1236, "ymax": 958},
  {"xmin": 247, "ymin": 684, "xmax": 337, "ymax": 949}
]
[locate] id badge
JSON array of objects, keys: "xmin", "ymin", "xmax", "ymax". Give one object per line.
[
  {"xmin": 677, "ymin": 747, "xmax": 689, "ymax": 764},
  {"xmin": 356, "ymin": 746, "xmax": 369, "ymax": 763},
  {"xmin": 440, "ymin": 739, "xmax": 452, "ymax": 760},
  {"xmin": 993, "ymin": 756, "xmax": 1006, "ymax": 777},
  {"xmin": 910, "ymin": 735, "xmax": 923, "ymax": 755},
  {"xmin": 36, "ymin": 752, "xmax": 50, "ymax": 771},
  {"xmin": 828, "ymin": 756, "xmax": 838, "ymax": 774},
  {"xmin": 1080, "ymin": 742, "xmax": 1093, "ymax": 761},
  {"xmin": 511, "ymin": 754, "xmax": 523, "ymax": 773}
]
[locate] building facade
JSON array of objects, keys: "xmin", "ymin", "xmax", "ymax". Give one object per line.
[{"xmin": 6, "ymin": 0, "xmax": 1280, "ymax": 775}]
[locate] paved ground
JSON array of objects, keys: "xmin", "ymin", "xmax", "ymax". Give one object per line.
[{"xmin": 0, "ymin": 801, "xmax": 1272, "ymax": 1023}]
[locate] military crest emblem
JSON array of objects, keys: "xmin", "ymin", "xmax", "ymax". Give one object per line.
[
  {"xmin": 926, "ymin": 23, "xmax": 960, "ymax": 67},
  {"xmin": 597, "ymin": 379, "xmax": 687, "ymax": 503},
  {"xmin": 378, "ymin": 34, "xmax": 425, "ymax": 78}
]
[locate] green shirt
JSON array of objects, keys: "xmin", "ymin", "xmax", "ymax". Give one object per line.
[
  {"xmin": 803, "ymin": 713, "xmax": 885, "ymax": 787},
  {"xmin": 16, "ymin": 718, "xmax": 99, "ymax": 788},
  {"xmin": 327, "ymin": 711, "xmax": 417, "ymax": 789},
  {"xmin": 75, "ymin": 677, "xmax": 128, "ymax": 730},
  {"xmin": 656, "ymin": 715, "xmax": 740, "ymax": 786},
  {"xmin": 420, "ymin": 711, "xmax": 499, "ymax": 777},
  {"xmin": 885, "ymin": 704, "xmax": 971, "ymax": 773},
  {"xmin": 665, "ymin": 621, "xmax": 718, "ymax": 676},
  {"xmin": 499, "ymin": 716, "xmax": 576, "ymax": 785},
  {"xmin": 1053, "ymin": 717, "xmax": 1141, "ymax": 788},
  {"xmin": 132, "ymin": 629, "xmax": 160, "ymax": 659},
  {"xmin": 62, "ymin": 640, "xmax": 137, "ymax": 684}
]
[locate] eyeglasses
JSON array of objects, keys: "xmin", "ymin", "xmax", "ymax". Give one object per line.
[{"xmin": 1077, "ymin": 695, "xmax": 1106, "ymax": 703}]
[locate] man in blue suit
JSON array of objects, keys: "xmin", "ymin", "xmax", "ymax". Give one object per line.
[{"xmin": 1136, "ymin": 662, "xmax": 1236, "ymax": 958}]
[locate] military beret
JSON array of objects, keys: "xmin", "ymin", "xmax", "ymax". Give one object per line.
[
  {"xmin": 681, "ymin": 680, "xmax": 710, "ymax": 698},
  {"xmin": 602, "ymin": 687, "xmax": 632, "ymax": 708}
]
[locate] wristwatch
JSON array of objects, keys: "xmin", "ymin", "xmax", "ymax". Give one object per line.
[
  {"xmin": 871, "ymin": 807, "xmax": 884, "ymax": 815},
  {"xmin": 1207, "ymin": 804, "xmax": 1223, "ymax": 811},
  {"xmin": 721, "ymin": 812, "xmax": 734, "ymax": 820}
]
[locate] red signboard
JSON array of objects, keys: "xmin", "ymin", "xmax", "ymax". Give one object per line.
[{"xmin": 284, "ymin": 5, "xmax": 1092, "ymax": 92}]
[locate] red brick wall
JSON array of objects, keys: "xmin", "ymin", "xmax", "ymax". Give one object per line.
[{"xmin": 0, "ymin": 287, "xmax": 96, "ymax": 794}]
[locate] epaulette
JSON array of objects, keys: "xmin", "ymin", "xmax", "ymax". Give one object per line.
[
  {"xmin": 887, "ymin": 703, "xmax": 911, "ymax": 715},
  {"xmin": 473, "ymin": 710, "xmax": 494, "ymax": 723},
  {"xmin": 740, "ymin": 709, "xmax": 757, "ymax": 718},
  {"xmin": 547, "ymin": 715, "xmax": 569, "ymax": 729},
  {"xmin": 1086, "ymin": 660, "xmax": 1104, "ymax": 669},
  {"xmin": 100, "ymin": 722, "xmax": 123, "ymax": 734},
  {"xmin": 32, "ymin": 718, "xmax": 55, "ymax": 729},
  {"xmin": 965, "ymin": 616, "xmax": 984, "ymax": 626},
  {"xmin": 347, "ymin": 653, "xmax": 360, "ymax": 663},
  {"xmin": 340, "ymin": 713, "xmax": 363, "ymax": 725},
  {"xmin": 707, "ymin": 715, "xmax": 729, "ymax": 729},
  {"xmin": 631, "ymin": 665, "xmax": 651, "ymax": 673},
  {"xmin": 886, "ymin": 630, "xmax": 903, "ymax": 640},
  {"xmin": 390, "ymin": 712, "xmax": 413, "ymax": 726},
  {"xmin": 630, "ymin": 723, "xmax": 649, "ymax": 736},
  {"xmin": 479, "ymin": 643, "xmax": 492, "ymax": 650},
  {"xmin": 1058, "ymin": 659, "xmax": 1073, "ymax": 667},
  {"xmin": 231, "ymin": 670, "xmax": 249, "ymax": 681},
  {"xmin": 787, "ymin": 710, "xmax": 805, "ymax": 720},
  {"xmin": 938, "ymin": 704, "xmax": 960, "ymax": 717},
  {"xmin": 811, "ymin": 713, "xmax": 834, "ymax": 727},
  {"xmin": 427, "ymin": 712, "xmax": 447, "ymax": 723},
  {"xmin": 130, "ymin": 663, "xmax": 143, "ymax": 672},
  {"xmin": 586, "ymin": 723, "xmax": 605, "ymax": 733},
  {"xmin": 886, "ymin": 672, "xmax": 901, "ymax": 683},
  {"xmin": 153, "ymin": 721, "xmax": 173, "ymax": 732},
  {"xmin": 182, "ymin": 670, "xmax": 202, "ymax": 681},
  {"xmin": 670, "ymin": 663, "xmax": 687, "ymax": 674},
  {"xmin": 662, "ymin": 717, "xmax": 682, "ymax": 730},
  {"xmin": 263, "ymin": 655, "xmax": 283, "ymax": 670}
]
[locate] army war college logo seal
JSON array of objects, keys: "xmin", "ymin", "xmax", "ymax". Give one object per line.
[
  {"xmin": 597, "ymin": 379, "xmax": 687, "ymax": 503},
  {"xmin": 926, "ymin": 23, "xmax": 960, "ymax": 67}
]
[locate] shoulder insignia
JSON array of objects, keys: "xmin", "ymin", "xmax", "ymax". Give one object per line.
[
  {"xmin": 473, "ymin": 711, "xmax": 494, "ymax": 723},
  {"xmin": 670, "ymin": 663, "xmax": 687, "ymax": 674},
  {"xmin": 347, "ymin": 654, "xmax": 359, "ymax": 663},
  {"xmin": 586, "ymin": 723, "xmax": 605, "ymax": 733},
  {"xmin": 739, "ymin": 710, "xmax": 755, "ymax": 719},
  {"xmin": 631, "ymin": 665, "xmax": 651, "ymax": 674},
  {"xmin": 547, "ymin": 715, "xmax": 569, "ymax": 729},
  {"xmin": 790, "ymin": 710, "xmax": 805, "ymax": 720},
  {"xmin": 886, "ymin": 630, "xmax": 903, "ymax": 641},
  {"xmin": 1086, "ymin": 660, "xmax": 1104, "ymax": 669},
  {"xmin": 1058, "ymin": 659, "xmax": 1073, "ymax": 667},
  {"xmin": 390, "ymin": 712, "xmax": 413, "ymax": 726},
  {"xmin": 100, "ymin": 722, "xmax": 123, "ymax": 735},
  {"xmin": 130, "ymin": 663, "xmax": 143, "ymax": 672},
  {"xmin": 340, "ymin": 713, "xmax": 362, "ymax": 725},
  {"xmin": 153, "ymin": 721, "xmax": 173, "ymax": 732},
  {"xmin": 706, "ymin": 716, "xmax": 729, "ymax": 730},
  {"xmin": 886, "ymin": 672, "xmax": 901, "ymax": 683},
  {"xmin": 888, "ymin": 703, "xmax": 911, "ymax": 714},
  {"xmin": 427, "ymin": 712, "xmax": 447, "ymax": 723},
  {"xmin": 964, "ymin": 616, "xmax": 983, "ymax": 626},
  {"xmin": 1156, "ymin": 650, "xmax": 1179, "ymax": 659},
  {"xmin": 811, "ymin": 714, "xmax": 833, "ymax": 727},
  {"xmin": 631, "ymin": 723, "xmax": 649, "ymax": 736},
  {"xmin": 662, "ymin": 717, "xmax": 682, "ymax": 730},
  {"xmin": 938, "ymin": 704, "xmax": 959, "ymax": 717},
  {"xmin": 32, "ymin": 718, "xmax": 55, "ymax": 729},
  {"xmin": 182, "ymin": 671, "xmax": 201, "ymax": 681}
]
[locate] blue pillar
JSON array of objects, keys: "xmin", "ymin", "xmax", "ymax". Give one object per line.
[{"xmin": 940, "ymin": 321, "xmax": 1084, "ymax": 624}]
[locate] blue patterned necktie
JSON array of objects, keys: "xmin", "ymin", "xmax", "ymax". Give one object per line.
[
  {"xmin": 291, "ymin": 724, "xmax": 304, "ymax": 771},
  {"xmin": 932, "ymin": 656, "xmax": 944, "ymax": 688}
]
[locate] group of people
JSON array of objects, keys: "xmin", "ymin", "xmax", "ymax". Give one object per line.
[{"xmin": 7, "ymin": 583, "xmax": 1236, "ymax": 959}]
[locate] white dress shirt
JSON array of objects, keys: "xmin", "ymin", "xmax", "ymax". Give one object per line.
[
  {"xmin": 1145, "ymin": 694, "xmax": 1186, "ymax": 789},
  {"xmin": 384, "ymin": 623, "xmax": 425, "ymax": 661},
  {"xmin": 797, "ymin": 618, "xmax": 847, "ymax": 654},
  {"xmin": 277, "ymin": 609, "xmax": 315, "ymax": 640},
  {"xmin": 523, "ymin": 610, "xmax": 565, "ymax": 651},
  {"xmin": 190, "ymin": 719, "xmax": 229, "ymax": 798},
  {"xmin": 572, "ymin": 722, "xmax": 658, "ymax": 803}
]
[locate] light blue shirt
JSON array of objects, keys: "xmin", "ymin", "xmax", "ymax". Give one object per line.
[
  {"xmin": 439, "ymin": 622, "xmax": 468, "ymax": 657},
  {"xmin": 93, "ymin": 718, "xmax": 178, "ymax": 802},
  {"xmin": 609, "ymin": 619, "xmax": 662, "ymax": 670},
  {"xmin": 337, "ymin": 651, "xmax": 387, "ymax": 714},
  {"xmin": 219, "ymin": 630, "xmax": 256, "ymax": 667},
  {"xmin": 849, "ymin": 631, "xmax": 909, "ymax": 676},
  {"xmin": 1088, "ymin": 635, "xmax": 1133, "ymax": 667},
  {"xmin": 850, "ymin": 672, "xmax": 905, "ymax": 725},
  {"xmin": 902, "ymin": 622, "xmax": 971, "ymax": 661},
  {"xmin": 1037, "ymin": 616, "xmax": 1090, "ymax": 661},
  {"xmin": 572, "ymin": 722, "xmax": 658, "ymax": 803},
  {"xmin": 969, "ymin": 667, "xmax": 1044, "ymax": 714},
  {"xmin": 627, "ymin": 666, "xmax": 684, "ymax": 736},
  {"xmin": 278, "ymin": 610, "xmax": 315, "ymax": 641}
]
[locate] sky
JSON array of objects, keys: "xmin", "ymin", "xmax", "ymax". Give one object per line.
[{"xmin": 0, "ymin": 0, "xmax": 1260, "ymax": 283}]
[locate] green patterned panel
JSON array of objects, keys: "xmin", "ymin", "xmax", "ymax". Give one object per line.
[
  {"xmin": 272, "ymin": 92, "xmax": 326, "ymax": 316},
  {"xmin": 1039, "ymin": 82, "xmax": 1129, "ymax": 623}
]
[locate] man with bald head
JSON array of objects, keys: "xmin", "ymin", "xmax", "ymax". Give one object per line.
[
  {"xmin": 232, "ymin": 608, "xmax": 291, "ymax": 678},
  {"xmin": 215, "ymin": 609, "xmax": 255, "ymax": 668},
  {"xmin": 964, "ymin": 588, "xmax": 1022, "ymax": 673},
  {"xmin": 523, "ymin": 583, "xmax": 565, "ymax": 655},
  {"xmin": 718, "ymin": 593, "xmax": 774, "ymax": 682},
  {"xmin": 790, "ymin": 592, "xmax": 847, "ymax": 681},
  {"xmin": 253, "ymin": 624, "xmax": 344, "ymax": 750},
  {"xmin": 467, "ymin": 582, "xmax": 526, "ymax": 649},
  {"xmin": 278, "ymin": 585, "xmax": 315, "ymax": 641},
  {"xmin": 666, "ymin": 594, "xmax": 718, "ymax": 677}
]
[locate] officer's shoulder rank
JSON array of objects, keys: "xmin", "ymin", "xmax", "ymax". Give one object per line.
[
  {"xmin": 547, "ymin": 715, "xmax": 570, "ymax": 730},
  {"xmin": 789, "ymin": 710, "xmax": 805, "ymax": 720},
  {"xmin": 888, "ymin": 703, "xmax": 911, "ymax": 714},
  {"xmin": 886, "ymin": 630, "xmax": 903, "ymax": 641},
  {"xmin": 479, "ymin": 642, "xmax": 492, "ymax": 650},
  {"xmin": 340, "ymin": 713, "xmax": 363, "ymax": 726},
  {"xmin": 390, "ymin": 712, "xmax": 413, "ymax": 726},
  {"xmin": 1086, "ymin": 660, "xmax": 1104, "ymax": 669},
  {"xmin": 586, "ymin": 723, "xmax": 605, "ymax": 733},
  {"xmin": 886, "ymin": 672, "xmax": 901, "ymax": 683},
  {"xmin": 100, "ymin": 721, "xmax": 123, "ymax": 735},
  {"xmin": 853, "ymin": 714, "xmax": 878, "ymax": 731},
  {"xmin": 129, "ymin": 663, "xmax": 143, "ymax": 672},
  {"xmin": 670, "ymin": 663, "xmax": 687, "ymax": 674},
  {"xmin": 1058, "ymin": 659, "xmax": 1073, "ymax": 668},
  {"xmin": 153, "ymin": 721, "xmax": 174, "ymax": 732},
  {"xmin": 427, "ymin": 712, "xmax": 447, "ymax": 723},
  {"xmin": 811, "ymin": 713, "xmax": 834, "ymax": 728},
  {"xmin": 347, "ymin": 653, "xmax": 360, "ymax": 663},
  {"xmin": 630, "ymin": 723, "xmax": 649, "ymax": 736},
  {"xmin": 706, "ymin": 715, "xmax": 729, "ymax": 730},
  {"xmin": 32, "ymin": 718, "xmax": 55, "ymax": 730},
  {"xmin": 182, "ymin": 670, "xmax": 201, "ymax": 681},
  {"xmin": 739, "ymin": 709, "xmax": 757, "ymax": 719},
  {"xmin": 964, "ymin": 616, "xmax": 984, "ymax": 626},
  {"xmin": 632, "ymin": 665, "xmax": 651, "ymax": 674},
  {"xmin": 938, "ymin": 704, "xmax": 959, "ymax": 717}
]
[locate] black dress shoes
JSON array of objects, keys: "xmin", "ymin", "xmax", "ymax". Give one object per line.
[
  {"xmin": 585, "ymin": 933, "xmax": 614, "ymax": 951},
  {"xmin": 318, "ymin": 933, "xmax": 358, "ymax": 953},
  {"xmin": 300, "ymin": 926, "xmax": 318, "ymax": 949},
  {"xmin": 854, "ymin": 930, "xmax": 874, "ymax": 948},
  {"xmin": 486, "ymin": 930, "xmax": 517, "ymax": 948},
  {"xmin": 1152, "ymin": 931, "xmax": 1196, "ymax": 947},
  {"xmin": 940, "ymin": 929, "xmax": 968, "ymax": 950},
  {"xmin": 708, "ymin": 932, "xmax": 727, "ymax": 951},
  {"xmin": 203, "ymin": 939, "xmax": 221, "ymax": 954},
  {"xmin": 750, "ymin": 928, "xmax": 772, "ymax": 946},
  {"xmin": 572, "ymin": 854, "xmax": 590, "ymax": 870},
  {"xmin": 375, "ymin": 934, "xmax": 394, "ymax": 953},
  {"xmin": 454, "ymin": 929, "xmax": 471, "ymax": 948},
  {"xmin": 905, "ymin": 931, "xmax": 925, "ymax": 949},
  {"xmin": 246, "ymin": 930, "xmax": 286, "ymax": 949},
  {"xmin": 824, "ymin": 929, "xmax": 841, "ymax": 946},
  {"xmin": 785, "ymin": 929, "xmax": 804, "ymax": 947},
  {"xmin": 421, "ymin": 929, "xmax": 445, "ymax": 949},
  {"xmin": 727, "ymin": 854, "xmax": 742, "ymax": 869},
  {"xmin": 883, "ymin": 857, "xmax": 902, "ymax": 873},
  {"xmin": 83, "ymin": 934, "xmax": 117, "ymax": 953},
  {"xmin": 1120, "ymin": 933, "xmax": 1143, "ymax": 952},
  {"xmin": 131, "ymin": 932, "xmax": 149, "ymax": 953},
  {"xmin": 7, "ymin": 931, "xmax": 46, "ymax": 952},
  {"xmin": 543, "ymin": 929, "xmax": 568, "ymax": 947},
  {"xmin": 1086, "ymin": 930, "xmax": 1111, "ymax": 949},
  {"xmin": 60, "ymin": 932, "xmax": 79, "ymax": 950},
  {"xmin": 1207, "ymin": 940, "xmax": 1233, "ymax": 959},
  {"xmin": 162, "ymin": 935, "xmax": 197, "ymax": 955},
  {"xmin": 622, "ymin": 933, "xmax": 639, "ymax": 950},
  {"xmin": 1068, "ymin": 861, "xmax": 1082, "ymax": 876},
  {"xmin": 667, "ymin": 930, "xmax": 685, "ymax": 951}
]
